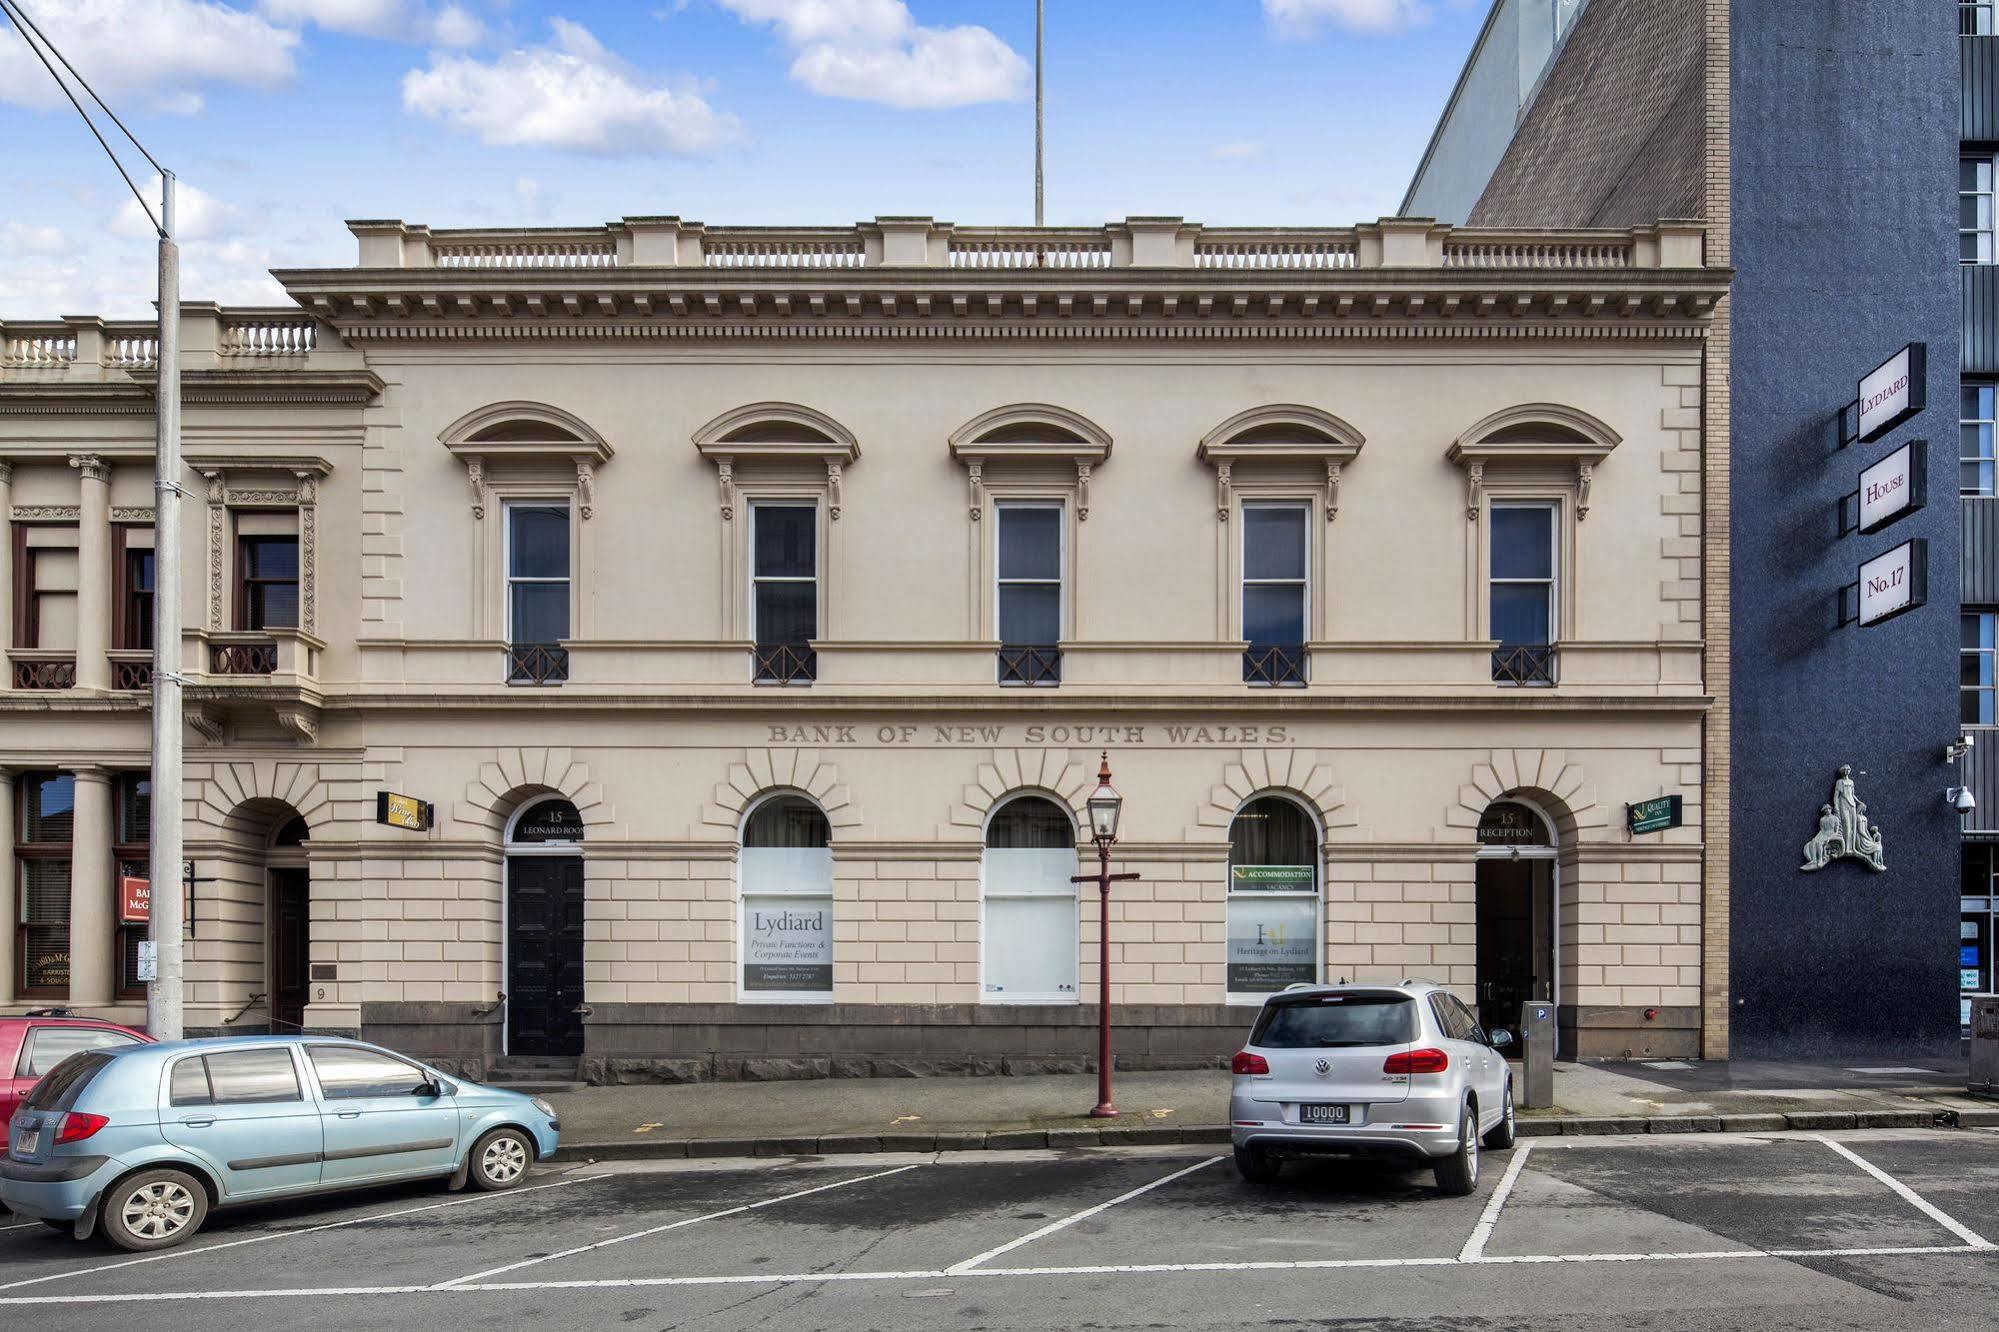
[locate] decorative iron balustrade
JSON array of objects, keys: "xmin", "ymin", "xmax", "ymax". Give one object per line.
[
  {"xmin": 111, "ymin": 659, "xmax": 153, "ymax": 691},
  {"xmin": 752, "ymin": 643, "xmax": 817, "ymax": 684},
  {"xmin": 211, "ymin": 643, "xmax": 278, "ymax": 675},
  {"xmin": 507, "ymin": 642, "xmax": 570, "ymax": 685},
  {"xmin": 1491, "ymin": 644, "xmax": 1559, "ymax": 685},
  {"xmin": 1242, "ymin": 645, "xmax": 1308, "ymax": 686},
  {"xmin": 998, "ymin": 645, "xmax": 1062, "ymax": 685},
  {"xmin": 12, "ymin": 657, "xmax": 75, "ymax": 690}
]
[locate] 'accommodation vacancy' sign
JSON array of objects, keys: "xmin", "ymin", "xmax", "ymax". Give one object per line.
[
  {"xmin": 1855, "ymin": 342, "xmax": 1926, "ymax": 444},
  {"xmin": 1857, "ymin": 538, "xmax": 1927, "ymax": 627}
]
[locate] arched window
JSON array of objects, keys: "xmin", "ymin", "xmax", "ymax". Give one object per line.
[
  {"xmin": 741, "ymin": 795, "xmax": 833, "ymax": 1001},
  {"xmin": 1226, "ymin": 795, "xmax": 1321, "ymax": 1000},
  {"xmin": 982, "ymin": 795, "xmax": 1079, "ymax": 1003}
]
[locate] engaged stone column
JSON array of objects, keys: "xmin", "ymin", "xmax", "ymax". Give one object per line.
[
  {"xmin": 70, "ymin": 454, "xmax": 111, "ymax": 690},
  {"xmin": 0, "ymin": 770, "xmax": 14, "ymax": 1003},
  {"xmin": 68, "ymin": 767, "xmax": 115, "ymax": 1007}
]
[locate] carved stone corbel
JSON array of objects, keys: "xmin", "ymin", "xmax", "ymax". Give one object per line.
[
  {"xmin": 575, "ymin": 459, "xmax": 596, "ymax": 520},
  {"xmin": 464, "ymin": 458, "xmax": 486, "ymax": 519},
  {"xmin": 826, "ymin": 461, "xmax": 844, "ymax": 521},
  {"xmin": 716, "ymin": 458, "xmax": 735, "ymax": 521},
  {"xmin": 1325, "ymin": 460, "xmax": 1342, "ymax": 522},
  {"xmin": 273, "ymin": 706, "xmax": 318, "ymax": 747},
  {"xmin": 1076, "ymin": 461, "xmax": 1092, "ymax": 522},
  {"xmin": 1575, "ymin": 461, "xmax": 1593, "ymax": 521},
  {"xmin": 1215, "ymin": 460, "xmax": 1232, "ymax": 522},
  {"xmin": 1464, "ymin": 461, "xmax": 1484, "ymax": 522},
  {"xmin": 187, "ymin": 705, "xmax": 227, "ymax": 745},
  {"xmin": 967, "ymin": 460, "xmax": 984, "ymax": 521}
]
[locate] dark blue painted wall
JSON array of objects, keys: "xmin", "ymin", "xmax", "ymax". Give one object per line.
[{"xmin": 1730, "ymin": 2, "xmax": 1962, "ymax": 1056}]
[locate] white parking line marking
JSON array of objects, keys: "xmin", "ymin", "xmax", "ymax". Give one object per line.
[
  {"xmin": 945, "ymin": 1155, "xmax": 1222, "ymax": 1274},
  {"xmin": 430, "ymin": 1162, "xmax": 924, "ymax": 1288},
  {"xmin": 0, "ymin": 1175, "xmax": 606, "ymax": 1294},
  {"xmin": 2, "ymin": 1243, "xmax": 1995, "ymax": 1306},
  {"xmin": 1817, "ymin": 1137, "xmax": 1996, "ymax": 1250},
  {"xmin": 1459, "ymin": 1143, "xmax": 1533, "ymax": 1263},
  {"xmin": 0, "ymin": 1220, "xmax": 45, "ymax": 1232}
]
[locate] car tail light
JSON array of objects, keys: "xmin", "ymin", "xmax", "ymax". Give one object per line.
[
  {"xmin": 54, "ymin": 1112, "xmax": 108, "ymax": 1145},
  {"xmin": 1231, "ymin": 1051, "xmax": 1270, "ymax": 1076},
  {"xmin": 1382, "ymin": 1047, "xmax": 1449, "ymax": 1075}
]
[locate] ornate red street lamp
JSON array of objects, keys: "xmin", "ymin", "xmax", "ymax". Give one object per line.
[{"xmin": 1075, "ymin": 752, "xmax": 1139, "ymax": 1119}]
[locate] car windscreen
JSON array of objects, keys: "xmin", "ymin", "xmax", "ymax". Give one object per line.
[
  {"xmin": 23, "ymin": 1052, "xmax": 114, "ymax": 1111},
  {"xmin": 1251, "ymin": 993, "xmax": 1417, "ymax": 1049}
]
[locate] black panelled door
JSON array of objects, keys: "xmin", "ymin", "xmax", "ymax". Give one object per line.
[
  {"xmin": 269, "ymin": 869, "xmax": 311, "ymax": 1033},
  {"xmin": 507, "ymin": 856, "xmax": 586, "ymax": 1056}
]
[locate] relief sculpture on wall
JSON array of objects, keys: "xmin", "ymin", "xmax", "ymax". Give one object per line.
[{"xmin": 1801, "ymin": 765, "xmax": 1886, "ymax": 872}]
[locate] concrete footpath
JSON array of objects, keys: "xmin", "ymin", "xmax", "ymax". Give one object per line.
[{"xmin": 544, "ymin": 1057, "xmax": 1999, "ymax": 1161}]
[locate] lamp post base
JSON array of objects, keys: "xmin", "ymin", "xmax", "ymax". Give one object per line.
[{"xmin": 1088, "ymin": 1103, "xmax": 1120, "ymax": 1119}]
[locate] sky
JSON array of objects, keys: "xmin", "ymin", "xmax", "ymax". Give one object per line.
[{"xmin": 0, "ymin": 0, "xmax": 1488, "ymax": 318}]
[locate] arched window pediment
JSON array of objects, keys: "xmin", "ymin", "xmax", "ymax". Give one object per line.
[
  {"xmin": 693, "ymin": 403, "xmax": 859, "ymax": 521},
  {"xmin": 441, "ymin": 401, "xmax": 611, "ymax": 520},
  {"xmin": 949, "ymin": 404, "xmax": 1112, "ymax": 521},
  {"xmin": 1198, "ymin": 405, "xmax": 1365, "ymax": 522},
  {"xmin": 1446, "ymin": 403, "xmax": 1620, "ymax": 521}
]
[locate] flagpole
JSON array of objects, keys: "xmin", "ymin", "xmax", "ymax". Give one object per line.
[{"xmin": 1035, "ymin": 0, "xmax": 1045, "ymax": 226}]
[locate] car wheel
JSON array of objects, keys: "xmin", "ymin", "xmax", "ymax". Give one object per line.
[
  {"xmin": 1482, "ymin": 1080, "xmax": 1518, "ymax": 1150},
  {"xmin": 1233, "ymin": 1143, "xmax": 1281, "ymax": 1185},
  {"xmin": 100, "ymin": 1169, "xmax": 208, "ymax": 1252},
  {"xmin": 1433, "ymin": 1101, "xmax": 1480, "ymax": 1197},
  {"xmin": 469, "ymin": 1128, "xmax": 535, "ymax": 1191}
]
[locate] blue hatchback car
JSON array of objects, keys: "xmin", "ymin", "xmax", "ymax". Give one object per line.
[{"xmin": 0, "ymin": 1036, "xmax": 560, "ymax": 1251}]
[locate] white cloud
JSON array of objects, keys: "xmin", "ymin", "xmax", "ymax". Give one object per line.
[
  {"xmin": 1210, "ymin": 141, "xmax": 1267, "ymax": 162},
  {"xmin": 1262, "ymin": 0, "xmax": 1433, "ymax": 39},
  {"xmin": 402, "ymin": 19, "xmax": 740, "ymax": 156},
  {"xmin": 0, "ymin": 0, "xmax": 298, "ymax": 115},
  {"xmin": 719, "ymin": 0, "xmax": 1028, "ymax": 109},
  {"xmin": 258, "ymin": 0, "xmax": 484, "ymax": 45},
  {"xmin": 110, "ymin": 175, "xmax": 241, "ymax": 242},
  {"xmin": 2, "ymin": 222, "xmax": 74, "ymax": 257}
]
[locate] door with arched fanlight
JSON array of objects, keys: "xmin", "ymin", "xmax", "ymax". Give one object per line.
[
  {"xmin": 1474, "ymin": 797, "xmax": 1558, "ymax": 1049},
  {"xmin": 1227, "ymin": 795, "xmax": 1321, "ymax": 1002},
  {"xmin": 982, "ymin": 796, "xmax": 1080, "ymax": 1003},
  {"xmin": 506, "ymin": 795, "xmax": 586, "ymax": 1056}
]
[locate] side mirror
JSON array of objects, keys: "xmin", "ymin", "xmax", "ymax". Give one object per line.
[
  {"xmin": 1488, "ymin": 1028, "xmax": 1515, "ymax": 1049},
  {"xmin": 416, "ymin": 1079, "xmax": 450, "ymax": 1098}
]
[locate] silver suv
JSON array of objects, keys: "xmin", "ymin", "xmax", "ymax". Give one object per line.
[{"xmin": 1228, "ymin": 981, "xmax": 1516, "ymax": 1196}]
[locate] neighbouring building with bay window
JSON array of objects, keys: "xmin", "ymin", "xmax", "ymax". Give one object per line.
[{"xmin": 0, "ymin": 211, "xmax": 1724, "ymax": 1076}]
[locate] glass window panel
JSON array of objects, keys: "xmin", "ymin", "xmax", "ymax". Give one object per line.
[
  {"xmin": 510, "ymin": 798, "xmax": 583, "ymax": 844},
  {"xmin": 507, "ymin": 505, "xmax": 569, "ymax": 578},
  {"xmin": 744, "ymin": 796, "xmax": 832, "ymax": 850},
  {"xmin": 1490, "ymin": 506, "xmax": 1554, "ymax": 579},
  {"xmin": 1226, "ymin": 895, "xmax": 1318, "ymax": 993},
  {"xmin": 741, "ymin": 892, "xmax": 833, "ymax": 993},
  {"xmin": 999, "ymin": 583, "xmax": 1061, "ymax": 646},
  {"xmin": 22, "ymin": 926, "xmax": 68, "ymax": 991},
  {"xmin": 204, "ymin": 1049, "xmax": 302, "ymax": 1104},
  {"xmin": 1243, "ymin": 584, "xmax": 1305, "ymax": 647},
  {"xmin": 997, "ymin": 506, "xmax": 1062, "ymax": 581},
  {"xmin": 169, "ymin": 1057, "xmax": 213, "ymax": 1107},
  {"xmin": 510, "ymin": 581, "xmax": 569, "ymax": 644},
  {"xmin": 984, "ymin": 895, "xmax": 1077, "ymax": 999},
  {"xmin": 753, "ymin": 505, "xmax": 816, "ymax": 578},
  {"xmin": 986, "ymin": 797, "xmax": 1074, "ymax": 850},
  {"xmin": 1966, "ymin": 463, "xmax": 1993, "ymax": 495},
  {"xmin": 243, "ymin": 538, "xmax": 298, "ymax": 580},
  {"xmin": 248, "ymin": 583, "xmax": 299, "ymax": 630},
  {"xmin": 1229, "ymin": 796, "xmax": 1319, "ymax": 869},
  {"xmin": 308, "ymin": 1046, "xmax": 433, "ymax": 1099},
  {"xmin": 754, "ymin": 581, "xmax": 816, "ymax": 645},
  {"xmin": 1492, "ymin": 583, "xmax": 1552, "ymax": 646},
  {"xmin": 1969, "ymin": 689, "xmax": 1996, "ymax": 727},
  {"xmin": 24, "ymin": 775, "xmax": 75, "ymax": 844},
  {"xmin": 116, "ymin": 776, "xmax": 150, "ymax": 845},
  {"xmin": 983, "ymin": 846, "xmax": 1078, "ymax": 897},
  {"xmin": 1243, "ymin": 505, "xmax": 1307, "ymax": 580},
  {"xmin": 22, "ymin": 1027, "xmax": 139, "ymax": 1078}
]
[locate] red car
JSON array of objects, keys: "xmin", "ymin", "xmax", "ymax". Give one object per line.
[{"xmin": 0, "ymin": 1013, "xmax": 152, "ymax": 1123}]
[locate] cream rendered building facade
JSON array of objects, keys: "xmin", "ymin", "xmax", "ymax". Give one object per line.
[{"xmin": 0, "ymin": 216, "xmax": 1726, "ymax": 1076}]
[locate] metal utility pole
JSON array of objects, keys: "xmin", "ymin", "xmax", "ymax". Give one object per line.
[
  {"xmin": 151, "ymin": 175, "xmax": 184, "ymax": 1040},
  {"xmin": 1034, "ymin": 0, "xmax": 1045, "ymax": 226},
  {"xmin": 2, "ymin": 0, "xmax": 182, "ymax": 1037}
]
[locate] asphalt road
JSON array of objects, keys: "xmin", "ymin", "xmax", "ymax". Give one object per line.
[{"xmin": 4, "ymin": 1128, "xmax": 1999, "ymax": 1330}]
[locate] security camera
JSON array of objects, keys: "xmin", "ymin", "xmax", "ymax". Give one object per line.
[{"xmin": 1950, "ymin": 786, "xmax": 1977, "ymax": 815}]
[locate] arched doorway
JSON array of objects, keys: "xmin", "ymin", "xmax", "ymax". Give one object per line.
[
  {"xmin": 1474, "ymin": 798, "xmax": 1558, "ymax": 1047},
  {"xmin": 505, "ymin": 795, "xmax": 585, "ymax": 1056},
  {"xmin": 740, "ymin": 794, "xmax": 834, "ymax": 1000},
  {"xmin": 982, "ymin": 795, "xmax": 1079, "ymax": 1003},
  {"xmin": 1227, "ymin": 795, "xmax": 1322, "ymax": 1001},
  {"xmin": 267, "ymin": 814, "xmax": 311, "ymax": 1033}
]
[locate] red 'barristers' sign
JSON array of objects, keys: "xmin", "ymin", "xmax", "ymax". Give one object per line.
[{"xmin": 119, "ymin": 875, "xmax": 151, "ymax": 924}]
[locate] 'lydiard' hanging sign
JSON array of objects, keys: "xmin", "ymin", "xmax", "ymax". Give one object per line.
[{"xmin": 1849, "ymin": 342, "xmax": 1926, "ymax": 445}]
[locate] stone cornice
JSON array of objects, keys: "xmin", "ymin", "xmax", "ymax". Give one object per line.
[{"xmin": 0, "ymin": 370, "xmax": 382, "ymax": 412}]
